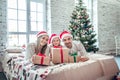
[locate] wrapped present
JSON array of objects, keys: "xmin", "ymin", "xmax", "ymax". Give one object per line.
[
  {"xmin": 32, "ymin": 55, "xmax": 50, "ymax": 65},
  {"xmin": 51, "ymin": 48, "xmax": 69, "ymax": 64},
  {"xmin": 68, "ymin": 52, "xmax": 81, "ymax": 63},
  {"xmin": 37, "ymin": 53, "xmax": 46, "ymax": 57}
]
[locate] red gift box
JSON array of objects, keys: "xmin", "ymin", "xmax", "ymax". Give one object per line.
[
  {"xmin": 32, "ymin": 55, "xmax": 50, "ymax": 65},
  {"xmin": 51, "ymin": 48, "xmax": 69, "ymax": 64}
]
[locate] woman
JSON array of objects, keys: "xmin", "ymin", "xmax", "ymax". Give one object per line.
[{"xmin": 25, "ymin": 31, "xmax": 50, "ymax": 60}]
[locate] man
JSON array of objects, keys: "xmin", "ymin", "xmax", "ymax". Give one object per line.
[{"xmin": 60, "ymin": 30, "xmax": 89, "ymax": 61}]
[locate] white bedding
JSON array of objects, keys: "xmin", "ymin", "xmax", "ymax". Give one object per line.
[
  {"xmin": 46, "ymin": 60, "xmax": 103, "ymax": 80},
  {"xmin": 3, "ymin": 53, "xmax": 120, "ymax": 80}
]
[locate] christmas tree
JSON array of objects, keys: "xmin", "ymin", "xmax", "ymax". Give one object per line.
[{"xmin": 68, "ymin": 0, "xmax": 99, "ymax": 53}]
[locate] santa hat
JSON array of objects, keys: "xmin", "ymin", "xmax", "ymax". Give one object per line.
[
  {"xmin": 36, "ymin": 31, "xmax": 48, "ymax": 38},
  {"xmin": 60, "ymin": 31, "xmax": 72, "ymax": 40},
  {"xmin": 49, "ymin": 34, "xmax": 59, "ymax": 44}
]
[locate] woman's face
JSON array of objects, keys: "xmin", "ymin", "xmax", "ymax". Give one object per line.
[
  {"xmin": 39, "ymin": 35, "xmax": 49, "ymax": 46},
  {"xmin": 52, "ymin": 37, "xmax": 60, "ymax": 46}
]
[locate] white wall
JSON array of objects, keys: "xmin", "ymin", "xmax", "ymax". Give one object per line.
[
  {"xmin": 0, "ymin": 0, "xmax": 7, "ymax": 52},
  {"xmin": 47, "ymin": 0, "xmax": 75, "ymax": 35},
  {"xmin": 97, "ymin": 0, "xmax": 120, "ymax": 52}
]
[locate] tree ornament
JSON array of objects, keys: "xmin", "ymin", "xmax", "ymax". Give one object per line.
[
  {"xmin": 92, "ymin": 27, "xmax": 94, "ymax": 30},
  {"xmin": 75, "ymin": 36, "xmax": 80, "ymax": 40},
  {"xmin": 85, "ymin": 15, "xmax": 89, "ymax": 19},
  {"xmin": 73, "ymin": 26, "xmax": 77, "ymax": 29},
  {"xmin": 81, "ymin": 23, "xmax": 84, "ymax": 27}
]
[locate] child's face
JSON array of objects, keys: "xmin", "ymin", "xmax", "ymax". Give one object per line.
[{"xmin": 52, "ymin": 37, "xmax": 60, "ymax": 46}]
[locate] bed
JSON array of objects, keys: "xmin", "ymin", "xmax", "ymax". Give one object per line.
[{"xmin": 3, "ymin": 52, "xmax": 120, "ymax": 80}]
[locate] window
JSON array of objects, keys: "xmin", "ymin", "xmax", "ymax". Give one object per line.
[
  {"xmin": 83, "ymin": 0, "xmax": 93, "ymax": 22},
  {"xmin": 75, "ymin": 0, "xmax": 93, "ymax": 21},
  {"xmin": 7, "ymin": 0, "xmax": 46, "ymax": 47}
]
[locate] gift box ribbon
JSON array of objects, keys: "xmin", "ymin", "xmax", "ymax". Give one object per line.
[
  {"xmin": 38, "ymin": 53, "xmax": 46, "ymax": 57},
  {"xmin": 70, "ymin": 52, "xmax": 77, "ymax": 62},
  {"xmin": 40, "ymin": 57, "xmax": 44, "ymax": 64},
  {"xmin": 37, "ymin": 53, "xmax": 45, "ymax": 64},
  {"xmin": 60, "ymin": 48, "xmax": 64, "ymax": 63}
]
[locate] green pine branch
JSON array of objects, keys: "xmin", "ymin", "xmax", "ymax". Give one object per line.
[{"xmin": 68, "ymin": 0, "xmax": 99, "ymax": 53}]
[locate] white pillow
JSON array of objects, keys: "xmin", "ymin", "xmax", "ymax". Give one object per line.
[{"xmin": 5, "ymin": 47, "xmax": 23, "ymax": 53}]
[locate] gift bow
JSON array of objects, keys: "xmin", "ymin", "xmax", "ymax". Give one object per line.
[{"xmin": 70, "ymin": 52, "xmax": 77, "ymax": 62}]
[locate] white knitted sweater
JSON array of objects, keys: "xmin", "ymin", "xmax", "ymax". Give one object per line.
[{"xmin": 25, "ymin": 43, "xmax": 50, "ymax": 60}]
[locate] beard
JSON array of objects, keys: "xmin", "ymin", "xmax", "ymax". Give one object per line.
[{"xmin": 65, "ymin": 42, "xmax": 72, "ymax": 48}]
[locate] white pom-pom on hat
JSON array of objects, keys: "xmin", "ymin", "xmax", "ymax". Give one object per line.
[{"xmin": 36, "ymin": 31, "xmax": 48, "ymax": 38}]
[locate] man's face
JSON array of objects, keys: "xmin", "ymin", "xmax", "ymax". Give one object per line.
[{"xmin": 62, "ymin": 36, "xmax": 72, "ymax": 48}]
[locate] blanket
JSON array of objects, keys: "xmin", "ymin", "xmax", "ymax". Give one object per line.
[
  {"xmin": 7, "ymin": 55, "xmax": 68, "ymax": 80},
  {"xmin": 5, "ymin": 53, "xmax": 119, "ymax": 80}
]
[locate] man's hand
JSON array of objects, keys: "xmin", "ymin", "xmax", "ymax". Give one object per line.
[{"xmin": 79, "ymin": 56, "xmax": 89, "ymax": 62}]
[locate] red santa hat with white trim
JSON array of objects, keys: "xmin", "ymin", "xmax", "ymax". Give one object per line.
[
  {"xmin": 60, "ymin": 30, "xmax": 72, "ymax": 40},
  {"xmin": 36, "ymin": 31, "xmax": 48, "ymax": 38},
  {"xmin": 49, "ymin": 34, "xmax": 59, "ymax": 44}
]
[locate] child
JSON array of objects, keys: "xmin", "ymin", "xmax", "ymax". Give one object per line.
[
  {"xmin": 48, "ymin": 34, "xmax": 62, "ymax": 48},
  {"xmin": 48, "ymin": 34, "xmax": 62, "ymax": 60}
]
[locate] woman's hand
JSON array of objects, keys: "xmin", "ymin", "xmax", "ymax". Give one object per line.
[{"xmin": 31, "ymin": 55, "xmax": 36, "ymax": 63}]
